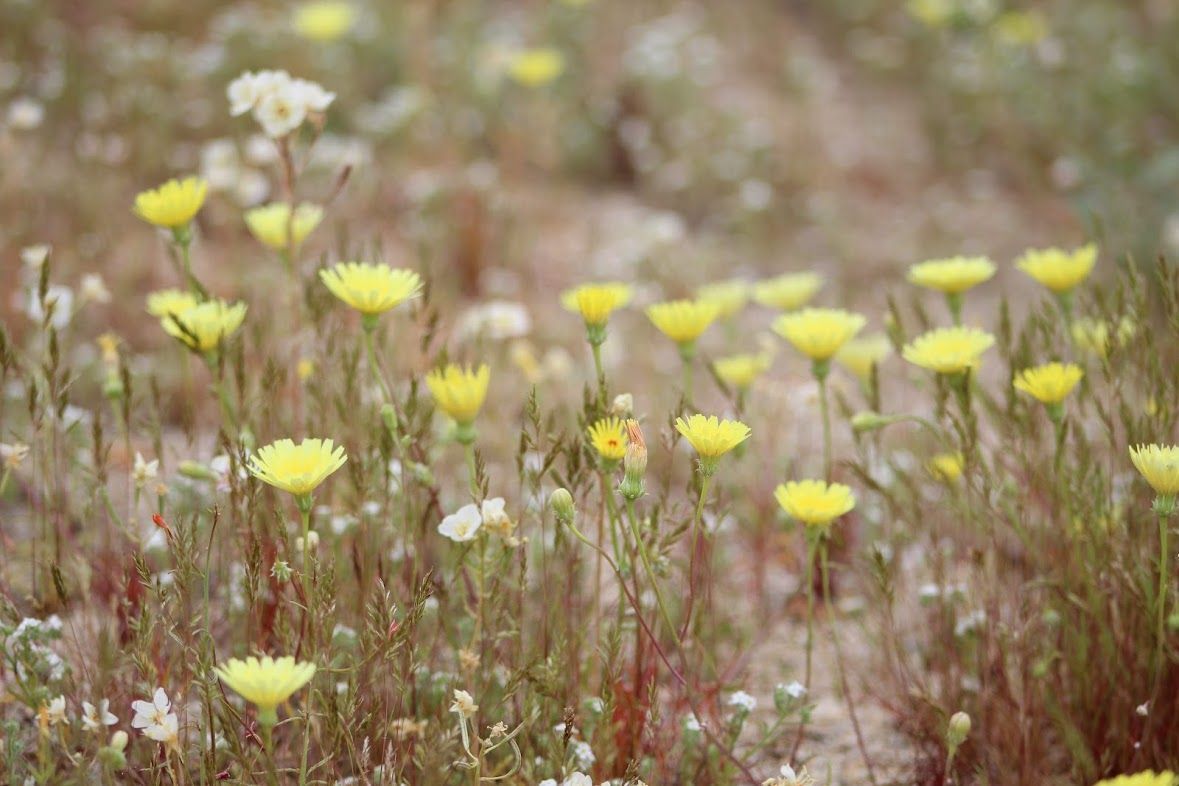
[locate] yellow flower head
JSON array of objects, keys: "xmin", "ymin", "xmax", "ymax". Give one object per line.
[
  {"xmin": 674, "ymin": 414, "xmax": 751, "ymax": 462},
  {"xmin": 906, "ymin": 0, "xmax": 954, "ymax": 27},
  {"xmin": 426, "ymin": 364, "xmax": 491, "ymax": 425},
  {"xmin": 928, "ymin": 452, "xmax": 965, "ymax": 483},
  {"xmin": 1015, "ymin": 244, "xmax": 1098, "ymax": 293},
  {"xmin": 561, "ymin": 282, "xmax": 632, "ymax": 327},
  {"xmin": 835, "ymin": 333, "xmax": 892, "ymax": 382},
  {"xmin": 697, "ymin": 279, "xmax": 750, "ymax": 320},
  {"xmin": 713, "ymin": 353, "xmax": 771, "ymax": 390},
  {"xmin": 773, "ymin": 308, "xmax": 866, "ymax": 362},
  {"xmin": 902, "ymin": 326, "xmax": 995, "ymax": 375},
  {"xmin": 1093, "ymin": 772, "xmax": 1178, "ymax": 786},
  {"xmin": 146, "ymin": 288, "xmax": 199, "ymax": 318},
  {"xmin": 249, "ymin": 438, "xmax": 347, "ymax": 498},
  {"xmin": 161, "ymin": 300, "xmax": 248, "ymax": 353},
  {"xmin": 587, "ymin": 417, "xmax": 628, "ymax": 463},
  {"xmin": 907, "ymin": 256, "xmax": 996, "ymax": 295},
  {"xmin": 647, "ymin": 300, "xmax": 719, "ymax": 345},
  {"xmin": 775, "ymin": 480, "xmax": 855, "ymax": 527},
  {"xmin": 507, "ymin": 48, "xmax": 565, "ymax": 87},
  {"xmin": 319, "ymin": 262, "xmax": 422, "ymax": 317},
  {"xmin": 134, "ymin": 177, "xmax": 208, "ymax": 229},
  {"xmin": 1129, "ymin": 444, "xmax": 1179, "ymax": 497},
  {"xmin": 292, "ymin": 1, "xmax": 356, "ymax": 42},
  {"xmin": 1071, "ymin": 317, "xmax": 1136, "ymax": 358},
  {"xmin": 1013, "ymin": 362, "xmax": 1083, "ymax": 405},
  {"xmin": 753, "ymin": 272, "xmax": 824, "ymax": 311},
  {"xmin": 245, "ymin": 202, "xmax": 324, "ymax": 251},
  {"xmin": 993, "ymin": 10, "xmax": 1048, "ymax": 46},
  {"xmin": 214, "ymin": 656, "xmax": 316, "ymax": 725}
]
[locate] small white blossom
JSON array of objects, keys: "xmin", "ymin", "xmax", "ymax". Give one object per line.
[
  {"xmin": 133, "ymin": 452, "xmax": 159, "ymax": 489},
  {"xmin": 781, "ymin": 681, "xmax": 806, "ymax": 699},
  {"xmin": 572, "ymin": 741, "xmax": 596, "ymax": 769},
  {"xmin": 255, "ymin": 84, "xmax": 307, "ymax": 138},
  {"xmin": 42, "ymin": 695, "xmax": 67, "ymax": 726},
  {"xmin": 79, "ymin": 274, "xmax": 111, "ymax": 304},
  {"xmin": 727, "ymin": 690, "xmax": 757, "ymax": 713},
  {"xmin": 438, "ymin": 504, "xmax": 482, "ymax": 542},
  {"xmin": 131, "ymin": 688, "xmax": 179, "ymax": 750},
  {"xmin": 81, "ymin": 699, "xmax": 117, "ymax": 732},
  {"xmin": 26, "ymin": 284, "xmax": 73, "ymax": 330},
  {"xmin": 6, "ymin": 97, "xmax": 44, "ymax": 130},
  {"xmin": 449, "ymin": 689, "xmax": 478, "ymax": 719},
  {"xmin": 20, "ymin": 244, "xmax": 51, "ymax": 269}
]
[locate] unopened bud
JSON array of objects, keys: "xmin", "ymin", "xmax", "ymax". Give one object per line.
[
  {"xmin": 620, "ymin": 419, "xmax": 647, "ymax": 500},
  {"xmin": 549, "ymin": 488, "xmax": 575, "ymax": 524},
  {"xmin": 947, "ymin": 711, "xmax": 971, "ymax": 750},
  {"xmin": 611, "ymin": 393, "xmax": 634, "ymax": 418},
  {"xmin": 850, "ymin": 411, "xmax": 901, "ymax": 433},
  {"xmin": 178, "ymin": 460, "xmax": 219, "ymax": 482},
  {"xmin": 110, "ymin": 730, "xmax": 128, "ymax": 752}
]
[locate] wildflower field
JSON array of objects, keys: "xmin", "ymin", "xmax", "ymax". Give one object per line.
[{"xmin": 4, "ymin": 1, "xmax": 1179, "ymax": 784}]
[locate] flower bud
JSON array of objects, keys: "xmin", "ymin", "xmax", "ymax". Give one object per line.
[
  {"xmin": 850, "ymin": 411, "xmax": 901, "ymax": 433},
  {"xmin": 611, "ymin": 393, "xmax": 634, "ymax": 418},
  {"xmin": 178, "ymin": 460, "xmax": 219, "ymax": 482},
  {"xmin": 620, "ymin": 419, "xmax": 647, "ymax": 500},
  {"xmin": 549, "ymin": 488, "xmax": 575, "ymax": 524},
  {"xmin": 271, "ymin": 560, "xmax": 293, "ymax": 583},
  {"xmin": 947, "ymin": 711, "xmax": 971, "ymax": 750},
  {"xmin": 110, "ymin": 730, "xmax": 128, "ymax": 751}
]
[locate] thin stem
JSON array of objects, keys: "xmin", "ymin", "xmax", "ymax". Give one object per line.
[
  {"xmin": 626, "ymin": 497, "xmax": 680, "ymax": 645},
  {"xmin": 1157, "ymin": 511, "xmax": 1170, "ymax": 669},
  {"xmin": 464, "ymin": 442, "xmax": 479, "ymax": 501},
  {"xmin": 363, "ymin": 327, "xmax": 393, "ymax": 403},
  {"xmin": 818, "ymin": 373, "xmax": 833, "ymax": 480},
  {"xmin": 680, "ymin": 473, "xmax": 713, "ymax": 640},
  {"xmin": 790, "ymin": 532, "xmax": 818, "ymax": 759}
]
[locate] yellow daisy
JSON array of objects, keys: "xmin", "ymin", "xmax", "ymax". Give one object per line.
[
  {"xmin": 214, "ymin": 656, "xmax": 316, "ymax": 726},
  {"xmin": 319, "ymin": 262, "xmax": 422, "ymax": 319},
  {"xmin": 1129, "ymin": 444, "xmax": 1179, "ymax": 497},
  {"xmin": 146, "ymin": 289, "xmax": 199, "ymax": 318},
  {"xmin": 1012, "ymin": 362, "xmax": 1083, "ymax": 406},
  {"xmin": 160, "ymin": 300, "xmax": 247, "ymax": 354},
  {"xmin": 248, "ymin": 438, "xmax": 348, "ymax": 499},
  {"xmin": 697, "ymin": 279, "xmax": 750, "ymax": 320},
  {"xmin": 1071, "ymin": 317, "xmax": 1136, "ymax": 358},
  {"xmin": 292, "ymin": 1, "xmax": 356, "ymax": 42},
  {"xmin": 587, "ymin": 417, "xmax": 628, "ymax": 464},
  {"xmin": 753, "ymin": 272, "xmax": 824, "ymax": 311},
  {"xmin": 133, "ymin": 177, "xmax": 208, "ymax": 229},
  {"xmin": 561, "ymin": 282, "xmax": 632, "ymax": 328},
  {"xmin": 507, "ymin": 48, "xmax": 565, "ymax": 87},
  {"xmin": 713, "ymin": 353, "xmax": 771, "ymax": 390},
  {"xmin": 674, "ymin": 414, "xmax": 751, "ymax": 471},
  {"xmin": 245, "ymin": 202, "xmax": 324, "ymax": 251},
  {"xmin": 774, "ymin": 480, "xmax": 855, "ymax": 527},
  {"xmin": 902, "ymin": 326, "xmax": 995, "ymax": 375},
  {"xmin": 907, "ymin": 256, "xmax": 996, "ymax": 295},
  {"xmin": 425, "ymin": 364, "xmax": 491, "ymax": 427},
  {"xmin": 928, "ymin": 452, "xmax": 965, "ymax": 483},
  {"xmin": 834, "ymin": 333, "xmax": 892, "ymax": 383},
  {"xmin": 773, "ymin": 308, "xmax": 866, "ymax": 363},
  {"xmin": 1015, "ymin": 244, "xmax": 1098, "ymax": 293},
  {"xmin": 646, "ymin": 299, "xmax": 719, "ymax": 346},
  {"xmin": 1092, "ymin": 772, "xmax": 1178, "ymax": 786}
]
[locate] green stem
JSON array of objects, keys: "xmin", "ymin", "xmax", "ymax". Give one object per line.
[
  {"xmin": 363, "ymin": 327, "xmax": 393, "ymax": 403},
  {"xmin": 626, "ymin": 497, "xmax": 680, "ymax": 644},
  {"xmin": 1158, "ymin": 511, "xmax": 1170, "ymax": 668},
  {"xmin": 464, "ymin": 442, "xmax": 479, "ymax": 500},
  {"xmin": 298, "ymin": 497, "xmax": 315, "ymax": 660},
  {"xmin": 818, "ymin": 372, "xmax": 833, "ymax": 480},
  {"xmin": 681, "ymin": 473, "xmax": 713, "ymax": 640},
  {"xmin": 791, "ymin": 531, "xmax": 819, "ymax": 759}
]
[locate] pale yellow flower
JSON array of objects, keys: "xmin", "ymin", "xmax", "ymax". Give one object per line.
[
  {"xmin": 753, "ymin": 273, "xmax": 823, "ymax": 311},
  {"xmin": 292, "ymin": 1, "xmax": 356, "ymax": 42},
  {"xmin": 1015, "ymin": 244, "xmax": 1098, "ymax": 293},
  {"xmin": 928, "ymin": 452, "xmax": 964, "ymax": 483},
  {"xmin": 146, "ymin": 289, "xmax": 199, "ymax": 318},
  {"xmin": 507, "ymin": 48, "xmax": 565, "ymax": 87},
  {"xmin": 774, "ymin": 480, "xmax": 855, "ymax": 527},
  {"xmin": 425, "ymin": 364, "xmax": 491, "ymax": 426},
  {"xmin": 133, "ymin": 177, "xmax": 207, "ymax": 229},
  {"xmin": 587, "ymin": 417, "xmax": 627, "ymax": 463},
  {"xmin": 248, "ymin": 438, "xmax": 347, "ymax": 498},
  {"xmin": 697, "ymin": 279, "xmax": 750, "ymax": 320},
  {"xmin": 1129, "ymin": 444, "xmax": 1179, "ymax": 497},
  {"xmin": 1013, "ymin": 362, "xmax": 1083, "ymax": 406},
  {"xmin": 773, "ymin": 308, "xmax": 866, "ymax": 362},
  {"xmin": 160, "ymin": 300, "xmax": 247, "ymax": 354},
  {"xmin": 561, "ymin": 283, "xmax": 632, "ymax": 328},
  {"xmin": 1071, "ymin": 317, "xmax": 1136, "ymax": 358},
  {"xmin": 319, "ymin": 262, "xmax": 422, "ymax": 317},
  {"xmin": 674, "ymin": 414, "xmax": 751, "ymax": 461},
  {"xmin": 245, "ymin": 203, "xmax": 324, "ymax": 251},
  {"xmin": 834, "ymin": 334, "xmax": 892, "ymax": 382},
  {"xmin": 907, "ymin": 256, "xmax": 995, "ymax": 295},
  {"xmin": 214, "ymin": 656, "xmax": 315, "ymax": 726},
  {"xmin": 713, "ymin": 353, "xmax": 771, "ymax": 389},
  {"xmin": 1092, "ymin": 771, "xmax": 1178, "ymax": 786},
  {"xmin": 902, "ymin": 326, "xmax": 995, "ymax": 375},
  {"xmin": 647, "ymin": 300, "xmax": 719, "ymax": 345}
]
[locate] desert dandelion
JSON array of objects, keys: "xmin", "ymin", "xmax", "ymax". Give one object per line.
[
  {"xmin": 214, "ymin": 655, "xmax": 315, "ymax": 728},
  {"xmin": 753, "ymin": 272, "xmax": 824, "ymax": 311},
  {"xmin": 587, "ymin": 417, "xmax": 628, "ymax": 467},
  {"xmin": 160, "ymin": 299, "xmax": 247, "ymax": 357},
  {"xmin": 902, "ymin": 326, "xmax": 995, "ymax": 376},
  {"xmin": 1129, "ymin": 443, "xmax": 1179, "ymax": 663},
  {"xmin": 1013, "ymin": 362, "xmax": 1083, "ymax": 421},
  {"xmin": 907, "ymin": 256, "xmax": 995, "ymax": 323},
  {"xmin": 245, "ymin": 202, "xmax": 323, "ymax": 258},
  {"xmin": 1016, "ymin": 244, "xmax": 1097, "ymax": 320},
  {"xmin": 647, "ymin": 299, "xmax": 720, "ymax": 398}
]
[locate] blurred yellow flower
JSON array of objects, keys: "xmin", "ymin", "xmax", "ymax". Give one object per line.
[
  {"xmin": 1129, "ymin": 444, "xmax": 1179, "ymax": 497},
  {"xmin": 993, "ymin": 11, "xmax": 1048, "ymax": 46},
  {"xmin": 587, "ymin": 417, "xmax": 627, "ymax": 463},
  {"xmin": 146, "ymin": 289, "xmax": 198, "ymax": 318},
  {"xmin": 297, "ymin": 358, "xmax": 315, "ymax": 381},
  {"xmin": 1092, "ymin": 771, "xmax": 1179, "ymax": 786},
  {"xmin": 713, "ymin": 353, "xmax": 771, "ymax": 390},
  {"xmin": 507, "ymin": 48, "xmax": 565, "ymax": 87},
  {"xmin": 561, "ymin": 282, "xmax": 632, "ymax": 327},
  {"xmin": 928, "ymin": 452, "xmax": 964, "ymax": 483},
  {"xmin": 753, "ymin": 272, "xmax": 823, "ymax": 311},
  {"xmin": 245, "ymin": 202, "xmax": 324, "ymax": 251},
  {"xmin": 292, "ymin": 1, "xmax": 356, "ymax": 42},
  {"xmin": 907, "ymin": 256, "xmax": 995, "ymax": 295},
  {"xmin": 775, "ymin": 479, "xmax": 855, "ymax": 527},
  {"xmin": 160, "ymin": 300, "xmax": 247, "ymax": 353},
  {"xmin": 647, "ymin": 300, "xmax": 719, "ymax": 345},
  {"xmin": 697, "ymin": 279, "xmax": 750, "ymax": 320},
  {"xmin": 320, "ymin": 262, "xmax": 422, "ymax": 318},
  {"xmin": 134, "ymin": 177, "xmax": 207, "ymax": 229},
  {"xmin": 426, "ymin": 364, "xmax": 490, "ymax": 426},
  {"xmin": 1015, "ymin": 244, "xmax": 1098, "ymax": 293},
  {"xmin": 835, "ymin": 334, "xmax": 892, "ymax": 382},
  {"xmin": 1013, "ymin": 362, "xmax": 1083, "ymax": 405},
  {"xmin": 773, "ymin": 308, "xmax": 866, "ymax": 362},
  {"xmin": 675, "ymin": 414, "xmax": 751, "ymax": 462},
  {"xmin": 1071, "ymin": 317, "xmax": 1136, "ymax": 358},
  {"xmin": 249, "ymin": 438, "xmax": 347, "ymax": 498},
  {"xmin": 902, "ymin": 326, "xmax": 994, "ymax": 374},
  {"xmin": 906, "ymin": 0, "xmax": 955, "ymax": 27},
  {"xmin": 214, "ymin": 656, "xmax": 315, "ymax": 726}
]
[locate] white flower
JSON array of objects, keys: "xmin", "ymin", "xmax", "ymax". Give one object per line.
[
  {"xmin": 81, "ymin": 699, "xmax": 117, "ymax": 732},
  {"xmin": 7, "ymin": 97, "xmax": 45, "ymax": 130},
  {"xmin": 132, "ymin": 688, "xmax": 179, "ymax": 749},
  {"xmin": 293, "ymin": 78, "xmax": 335, "ymax": 113},
  {"xmin": 480, "ymin": 497, "xmax": 515, "ymax": 538},
  {"xmin": 572, "ymin": 741, "xmax": 595, "ymax": 769},
  {"xmin": 133, "ymin": 452, "xmax": 159, "ymax": 489},
  {"xmin": 1, "ymin": 442, "xmax": 29, "ymax": 470},
  {"xmin": 767, "ymin": 764, "xmax": 815, "ymax": 786},
  {"xmin": 539, "ymin": 780, "xmax": 558, "ymax": 786},
  {"xmin": 727, "ymin": 690, "xmax": 757, "ymax": 713},
  {"xmin": 684, "ymin": 713, "xmax": 703, "ymax": 732},
  {"xmin": 438, "ymin": 504, "xmax": 482, "ymax": 542},
  {"xmin": 562, "ymin": 774, "xmax": 593, "ymax": 786},
  {"xmin": 26, "ymin": 284, "xmax": 73, "ymax": 330},
  {"xmin": 79, "ymin": 274, "xmax": 111, "ymax": 303},
  {"xmin": 227, "ymin": 71, "xmax": 261, "ymax": 116},
  {"xmin": 254, "ymin": 82, "xmax": 308, "ymax": 138},
  {"xmin": 781, "ymin": 681, "xmax": 806, "ymax": 699},
  {"xmin": 20, "ymin": 244, "xmax": 51, "ymax": 269},
  {"xmin": 449, "ymin": 689, "xmax": 478, "ymax": 718},
  {"xmin": 42, "ymin": 695, "xmax": 67, "ymax": 726}
]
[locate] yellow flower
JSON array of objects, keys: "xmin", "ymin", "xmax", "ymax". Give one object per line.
[
  {"xmin": 245, "ymin": 202, "xmax": 324, "ymax": 251},
  {"xmin": 928, "ymin": 452, "xmax": 964, "ymax": 483},
  {"xmin": 249, "ymin": 438, "xmax": 347, "ymax": 498},
  {"xmin": 1093, "ymin": 772, "xmax": 1178, "ymax": 786},
  {"xmin": 902, "ymin": 326, "xmax": 995, "ymax": 375},
  {"xmin": 835, "ymin": 334, "xmax": 892, "ymax": 383},
  {"xmin": 133, "ymin": 177, "xmax": 208, "ymax": 229},
  {"xmin": 674, "ymin": 414, "xmax": 751, "ymax": 463},
  {"xmin": 214, "ymin": 656, "xmax": 316, "ymax": 726},
  {"xmin": 753, "ymin": 272, "xmax": 824, "ymax": 311},
  {"xmin": 160, "ymin": 300, "xmax": 247, "ymax": 353},
  {"xmin": 774, "ymin": 480, "xmax": 855, "ymax": 527},
  {"xmin": 713, "ymin": 353, "xmax": 771, "ymax": 389},
  {"xmin": 507, "ymin": 48, "xmax": 565, "ymax": 87},
  {"xmin": 292, "ymin": 1, "xmax": 356, "ymax": 42},
  {"xmin": 587, "ymin": 417, "xmax": 628, "ymax": 463},
  {"xmin": 320, "ymin": 262, "xmax": 422, "ymax": 318},
  {"xmin": 1015, "ymin": 244, "xmax": 1098, "ymax": 293},
  {"xmin": 907, "ymin": 256, "xmax": 996, "ymax": 295},
  {"xmin": 426, "ymin": 364, "xmax": 491, "ymax": 426},
  {"xmin": 906, "ymin": 0, "xmax": 954, "ymax": 27},
  {"xmin": 146, "ymin": 288, "xmax": 199, "ymax": 318},
  {"xmin": 646, "ymin": 300, "xmax": 719, "ymax": 345},
  {"xmin": 993, "ymin": 10, "xmax": 1048, "ymax": 46},
  {"xmin": 1129, "ymin": 444, "xmax": 1179, "ymax": 497},
  {"xmin": 773, "ymin": 308, "xmax": 866, "ymax": 362},
  {"xmin": 1013, "ymin": 362, "xmax": 1083, "ymax": 405},
  {"xmin": 1071, "ymin": 317, "xmax": 1136, "ymax": 358},
  {"xmin": 297, "ymin": 358, "xmax": 315, "ymax": 381},
  {"xmin": 561, "ymin": 282, "xmax": 632, "ymax": 327},
  {"xmin": 697, "ymin": 279, "xmax": 750, "ymax": 320}
]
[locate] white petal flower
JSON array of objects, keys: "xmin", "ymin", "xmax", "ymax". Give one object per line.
[
  {"xmin": 227, "ymin": 71, "xmax": 260, "ymax": 116},
  {"xmin": 42, "ymin": 695, "xmax": 68, "ymax": 726},
  {"xmin": 449, "ymin": 689, "xmax": 478, "ymax": 718},
  {"xmin": 133, "ymin": 452, "xmax": 160, "ymax": 489},
  {"xmin": 438, "ymin": 504, "xmax": 482, "ymax": 542},
  {"xmin": 131, "ymin": 687, "xmax": 171, "ymax": 729},
  {"xmin": 254, "ymin": 82, "xmax": 308, "ymax": 138},
  {"xmin": 81, "ymin": 699, "xmax": 118, "ymax": 732}
]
